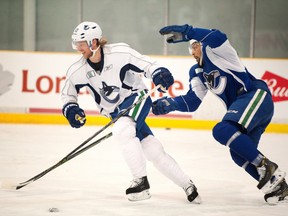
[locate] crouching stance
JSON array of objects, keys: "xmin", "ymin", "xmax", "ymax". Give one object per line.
[
  {"xmin": 61, "ymin": 21, "xmax": 201, "ymax": 203},
  {"xmin": 152, "ymin": 24, "xmax": 287, "ymax": 205}
]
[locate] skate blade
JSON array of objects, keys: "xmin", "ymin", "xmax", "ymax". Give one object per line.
[
  {"xmin": 192, "ymin": 195, "xmax": 202, "ymax": 204},
  {"xmin": 261, "ymin": 169, "xmax": 286, "ymax": 194},
  {"xmin": 266, "ymin": 196, "xmax": 288, "ymax": 205},
  {"xmin": 266, "ymin": 196, "xmax": 280, "ymax": 205},
  {"xmin": 127, "ymin": 189, "xmax": 151, "ymax": 201}
]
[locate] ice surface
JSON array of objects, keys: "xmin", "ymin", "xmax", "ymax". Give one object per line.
[{"xmin": 0, "ymin": 124, "xmax": 287, "ymax": 216}]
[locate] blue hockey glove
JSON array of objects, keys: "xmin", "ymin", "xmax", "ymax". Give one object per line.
[
  {"xmin": 159, "ymin": 24, "xmax": 193, "ymax": 43},
  {"xmin": 151, "ymin": 67, "xmax": 174, "ymax": 92},
  {"xmin": 152, "ymin": 97, "xmax": 179, "ymax": 115},
  {"xmin": 62, "ymin": 102, "xmax": 86, "ymax": 128}
]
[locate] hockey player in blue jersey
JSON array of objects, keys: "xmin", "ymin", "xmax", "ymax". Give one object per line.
[
  {"xmin": 152, "ymin": 24, "xmax": 288, "ymax": 205},
  {"xmin": 61, "ymin": 21, "xmax": 201, "ymax": 203}
]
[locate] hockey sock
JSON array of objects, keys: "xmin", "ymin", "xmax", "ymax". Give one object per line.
[
  {"xmin": 213, "ymin": 121, "xmax": 261, "ymax": 164},
  {"xmin": 230, "ymin": 150, "xmax": 260, "ymax": 180}
]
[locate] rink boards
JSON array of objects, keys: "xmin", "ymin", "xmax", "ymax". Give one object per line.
[{"xmin": 0, "ymin": 51, "xmax": 287, "ymax": 133}]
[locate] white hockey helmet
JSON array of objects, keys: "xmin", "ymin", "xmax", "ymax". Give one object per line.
[{"xmin": 71, "ymin": 21, "xmax": 102, "ymax": 50}]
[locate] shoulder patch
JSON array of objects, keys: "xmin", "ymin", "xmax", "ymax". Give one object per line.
[{"xmin": 195, "ymin": 68, "xmax": 203, "ymax": 74}]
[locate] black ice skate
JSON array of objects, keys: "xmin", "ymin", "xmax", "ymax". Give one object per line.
[
  {"xmin": 264, "ymin": 179, "xmax": 288, "ymax": 205},
  {"xmin": 126, "ymin": 176, "xmax": 151, "ymax": 201},
  {"xmin": 183, "ymin": 180, "xmax": 201, "ymax": 204},
  {"xmin": 257, "ymin": 157, "xmax": 286, "ymax": 193}
]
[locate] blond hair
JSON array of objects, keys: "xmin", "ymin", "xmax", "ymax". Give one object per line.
[{"xmin": 99, "ymin": 36, "xmax": 108, "ymax": 47}]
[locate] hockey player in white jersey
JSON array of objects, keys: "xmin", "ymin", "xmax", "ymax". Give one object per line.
[
  {"xmin": 152, "ymin": 24, "xmax": 288, "ymax": 205},
  {"xmin": 61, "ymin": 21, "xmax": 201, "ymax": 203}
]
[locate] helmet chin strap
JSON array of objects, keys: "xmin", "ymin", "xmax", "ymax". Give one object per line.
[
  {"xmin": 199, "ymin": 53, "xmax": 203, "ymax": 66},
  {"xmin": 90, "ymin": 45, "xmax": 100, "ymax": 58},
  {"xmin": 199, "ymin": 43, "xmax": 203, "ymax": 66}
]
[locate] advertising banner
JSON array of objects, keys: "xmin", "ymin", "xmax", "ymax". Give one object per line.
[{"xmin": 0, "ymin": 51, "xmax": 287, "ymax": 123}]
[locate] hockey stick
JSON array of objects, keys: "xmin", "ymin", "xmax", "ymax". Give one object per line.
[
  {"xmin": 16, "ymin": 132, "xmax": 113, "ymax": 190},
  {"xmin": 16, "ymin": 84, "xmax": 161, "ymax": 190},
  {"xmin": 60, "ymin": 83, "xmax": 162, "ymax": 160}
]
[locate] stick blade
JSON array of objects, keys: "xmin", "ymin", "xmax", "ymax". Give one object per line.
[
  {"xmin": 16, "ymin": 184, "xmax": 26, "ymax": 190},
  {"xmin": 15, "ymin": 179, "xmax": 34, "ymax": 190}
]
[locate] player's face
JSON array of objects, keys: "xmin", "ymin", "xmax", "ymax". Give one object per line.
[
  {"xmin": 74, "ymin": 41, "xmax": 92, "ymax": 59},
  {"xmin": 191, "ymin": 42, "xmax": 202, "ymax": 63}
]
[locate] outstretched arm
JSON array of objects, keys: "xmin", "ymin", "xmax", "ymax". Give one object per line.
[
  {"xmin": 152, "ymin": 65, "xmax": 208, "ymax": 115},
  {"xmin": 159, "ymin": 24, "xmax": 227, "ymax": 47},
  {"xmin": 151, "ymin": 89, "xmax": 203, "ymax": 115}
]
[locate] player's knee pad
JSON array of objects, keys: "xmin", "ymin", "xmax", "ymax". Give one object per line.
[
  {"xmin": 212, "ymin": 121, "xmax": 241, "ymax": 146},
  {"xmin": 230, "ymin": 149, "xmax": 247, "ymax": 167},
  {"xmin": 141, "ymin": 135, "xmax": 164, "ymax": 162},
  {"xmin": 112, "ymin": 117, "xmax": 136, "ymax": 142}
]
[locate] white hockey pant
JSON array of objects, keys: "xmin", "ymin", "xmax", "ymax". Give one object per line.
[
  {"xmin": 112, "ymin": 117, "xmax": 147, "ymax": 178},
  {"xmin": 141, "ymin": 135, "xmax": 191, "ymax": 188}
]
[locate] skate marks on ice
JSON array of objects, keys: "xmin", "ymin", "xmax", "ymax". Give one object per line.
[{"xmin": 0, "ymin": 124, "xmax": 288, "ymax": 216}]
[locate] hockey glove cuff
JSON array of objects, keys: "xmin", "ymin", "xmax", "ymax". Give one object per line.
[
  {"xmin": 62, "ymin": 102, "xmax": 86, "ymax": 128},
  {"xmin": 152, "ymin": 97, "xmax": 179, "ymax": 115},
  {"xmin": 159, "ymin": 24, "xmax": 193, "ymax": 43},
  {"xmin": 152, "ymin": 67, "xmax": 174, "ymax": 92}
]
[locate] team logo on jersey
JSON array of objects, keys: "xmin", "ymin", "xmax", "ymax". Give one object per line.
[
  {"xmin": 99, "ymin": 81, "xmax": 120, "ymax": 103},
  {"xmin": 203, "ymin": 70, "xmax": 227, "ymax": 94}
]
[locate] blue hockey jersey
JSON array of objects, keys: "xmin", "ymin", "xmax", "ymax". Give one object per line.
[{"xmin": 174, "ymin": 28, "xmax": 270, "ymax": 112}]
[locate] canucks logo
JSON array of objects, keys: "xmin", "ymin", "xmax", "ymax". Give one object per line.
[
  {"xmin": 84, "ymin": 25, "xmax": 89, "ymax": 30},
  {"xmin": 99, "ymin": 81, "xmax": 120, "ymax": 103},
  {"xmin": 203, "ymin": 70, "xmax": 227, "ymax": 95}
]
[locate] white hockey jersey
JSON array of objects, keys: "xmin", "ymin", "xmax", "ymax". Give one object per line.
[{"xmin": 61, "ymin": 43, "xmax": 161, "ymax": 116}]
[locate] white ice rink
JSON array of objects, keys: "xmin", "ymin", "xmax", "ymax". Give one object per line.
[{"xmin": 0, "ymin": 123, "xmax": 287, "ymax": 216}]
